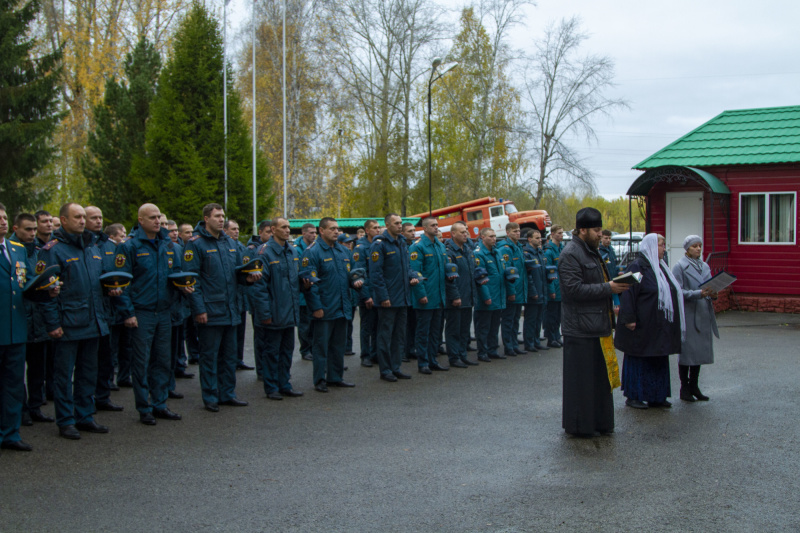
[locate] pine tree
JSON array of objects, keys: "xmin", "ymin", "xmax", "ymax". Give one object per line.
[
  {"xmin": 0, "ymin": 0, "xmax": 64, "ymax": 214},
  {"xmin": 82, "ymin": 38, "xmax": 161, "ymax": 225},
  {"xmin": 134, "ymin": 2, "xmax": 272, "ymax": 227}
]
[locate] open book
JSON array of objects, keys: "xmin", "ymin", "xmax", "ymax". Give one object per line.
[
  {"xmin": 612, "ymin": 272, "xmax": 642, "ymax": 284},
  {"xmin": 699, "ymin": 270, "xmax": 737, "ymax": 292}
]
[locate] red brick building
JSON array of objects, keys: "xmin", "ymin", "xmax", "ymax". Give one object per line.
[{"xmin": 628, "ymin": 105, "xmax": 799, "ymax": 313}]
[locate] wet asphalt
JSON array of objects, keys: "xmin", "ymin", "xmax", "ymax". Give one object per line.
[{"xmin": 1, "ymin": 310, "xmax": 799, "ymax": 532}]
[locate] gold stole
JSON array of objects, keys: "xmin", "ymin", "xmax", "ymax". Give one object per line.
[{"xmin": 599, "ymin": 261, "xmax": 620, "ymax": 389}]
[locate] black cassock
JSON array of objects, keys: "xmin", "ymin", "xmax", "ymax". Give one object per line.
[{"xmin": 562, "ymin": 335, "xmax": 614, "ymax": 436}]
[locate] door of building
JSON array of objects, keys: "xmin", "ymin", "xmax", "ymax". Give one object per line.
[{"xmin": 666, "ymin": 191, "xmax": 704, "ymax": 269}]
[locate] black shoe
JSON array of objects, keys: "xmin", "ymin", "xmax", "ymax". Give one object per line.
[
  {"xmin": 279, "ymin": 389, "xmax": 304, "ymax": 397},
  {"xmin": 221, "ymin": 398, "xmax": 249, "ymax": 407},
  {"xmin": 343, "ymin": 366, "xmax": 348, "ymax": 371},
  {"xmin": 236, "ymin": 362, "xmax": 255, "ymax": 371},
  {"xmin": 691, "ymin": 386, "xmax": 709, "ymax": 401},
  {"xmin": 534, "ymin": 344, "xmax": 549, "ymax": 351},
  {"xmin": 680, "ymin": 387, "xmax": 696, "ymax": 402},
  {"xmin": 96, "ymin": 401, "xmax": 124, "ymax": 412},
  {"xmin": 21, "ymin": 411, "xmax": 33, "ymax": 426},
  {"xmin": 625, "ymin": 399, "xmax": 648, "ymax": 410},
  {"xmin": 648, "ymin": 400, "xmax": 672, "ymax": 408},
  {"xmin": 29, "ymin": 408, "xmax": 55, "ymax": 422},
  {"xmin": 438, "ymin": 346, "xmax": 447, "ymax": 355},
  {"xmin": 301, "ymin": 354, "xmax": 313, "ymax": 361},
  {"xmin": 315, "ymin": 380, "xmax": 329, "ymax": 393},
  {"xmin": 174, "ymin": 369, "xmax": 195, "ymax": 379},
  {"xmin": 117, "ymin": 379, "xmax": 133, "ymax": 388},
  {"xmin": 450, "ymin": 360, "xmax": 468, "ymax": 369},
  {"xmin": 514, "ymin": 348, "xmax": 527, "ymax": 355},
  {"xmin": 154, "ymin": 408, "xmax": 182, "ymax": 420},
  {"xmin": 547, "ymin": 341, "xmax": 562, "ymax": 348},
  {"xmin": 168, "ymin": 390, "xmax": 184, "ymax": 399},
  {"xmin": 401, "ymin": 356, "xmax": 410, "ymax": 362},
  {"xmin": 380, "ymin": 373, "xmax": 398, "ymax": 382},
  {"xmin": 418, "ymin": 366, "xmax": 432, "ymax": 375},
  {"xmin": 407, "ymin": 353, "xmax": 417, "ymax": 360},
  {"xmin": 140, "ymin": 412, "xmax": 157, "ymax": 425},
  {"xmin": 345, "ymin": 350, "xmax": 355, "ymax": 356},
  {"xmin": 477, "ymin": 356, "xmax": 492, "ymax": 362},
  {"xmin": 76, "ymin": 420, "xmax": 110, "ymax": 433},
  {"xmin": 463, "ymin": 358, "xmax": 479, "ymax": 366},
  {"xmin": 205, "ymin": 403, "xmax": 220, "ymax": 412},
  {"xmin": 361, "ymin": 358, "xmax": 374, "ymax": 368},
  {"xmin": 430, "ymin": 362, "xmax": 449, "ymax": 371},
  {"xmin": 267, "ymin": 391, "xmax": 283, "ymax": 400},
  {"xmin": 488, "ymin": 354, "xmax": 507, "ymax": 360},
  {"xmin": 188, "ymin": 358, "xmax": 199, "ymax": 365},
  {"xmin": 1, "ymin": 440, "xmax": 33, "ymax": 452},
  {"xmin": 59, "ymin": 425, "xmax": 81, "ymax": 440},
  {"xmin": 505, "ymin": 351, "xmax": 517, "ymax": 357},
  {"xmin": 392, "ymin": 371, "xmax": 411, "ymax": 380},
  {"xmin": 329, "ymin": 381, "xmax": 355, "ymax": 388}
]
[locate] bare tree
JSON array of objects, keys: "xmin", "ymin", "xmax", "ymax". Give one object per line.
[{"xmin": 522, "ymin": 16, "xmax": 628, "ymax": 207}]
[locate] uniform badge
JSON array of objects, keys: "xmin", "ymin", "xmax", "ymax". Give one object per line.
[
  {"xmin": 302, "ymin": 257, "xmax": 309, "ymax": 267},
  {"xmin": 243, "ymin": 256, "xmax": 250, "ymax": 264},
  {"xmin": 115, "ymin": 254, "xmax": 126, "ymax": 268},
  {"xmin": 311, "ymin": 270, "xmax": 317, "ymax": 278},
  {"xmin": 353, "ymin": 252, "xmax": 360, "ymax": 261},
  {"xmin": 410, "ymin": 252, "xmax": 418, "ymax": 260},
  {"xmin": 16, "ymin": 262, "xmax": 26, "ymax": 288},
  {"xmin": 35, "ymin": 260, "xmax": 46, "ymax": 275},
  {"xmin": 347, "ymin": 263, "xmax": 351, "ymax": 272},
  {"xmin": 371, "ymin": 252, "xmax": 379, "ymax": 262},
  {"xmin": 503, "ymin": 254, "xmax": 509, "ymax": 262},
  {"xmin": 168, "ymin": 257, "xmax": 173, "ymax": 268},
  {"xmin": 475, "ymin": 257, "xmax": 481, "ymax": 266},
  {"xmin": 184, "ymin": 250, "xmax": 194, "ymax": 262}
]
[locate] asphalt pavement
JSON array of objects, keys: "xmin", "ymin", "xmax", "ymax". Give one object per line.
[{"xmin": 1, "ymin": 310, "xmax": 799, "ymax": 532}]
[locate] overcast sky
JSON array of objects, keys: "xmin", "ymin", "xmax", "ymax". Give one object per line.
[{"xmin": 225, "ymin": 0, "xmax": 800, "ymax": 198}]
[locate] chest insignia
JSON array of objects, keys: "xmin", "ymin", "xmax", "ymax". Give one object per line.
[
  {"xmin": 115, "ymin": 254, "xmax": 126, "ymax": 268},
  {"xmin": 35, "ymin": 260, "xmax": 46, "ymax": 274},
  {"xmin": 302, "ymin": 257, "xmax": 309, "ymax": 267}
]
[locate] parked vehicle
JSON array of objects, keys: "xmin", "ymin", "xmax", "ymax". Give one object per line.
[{"xmin": 413, "ymin": 197, "xmax": 551, "ymax": 239}]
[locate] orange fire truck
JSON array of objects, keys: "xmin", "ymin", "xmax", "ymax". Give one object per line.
[{"xmin": 413, "ymin": 197, "xmax": 551, "ymax": 239}]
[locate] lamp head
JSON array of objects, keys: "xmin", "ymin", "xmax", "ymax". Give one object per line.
[{"xmin": 431, "ymin": 57, "xmax": 442, "ymax": 69}]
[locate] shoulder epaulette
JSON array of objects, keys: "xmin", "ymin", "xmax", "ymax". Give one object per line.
[
  {"xmin": 189, "ymin": 235, "xmax": 201, "ymax": 242},
  {"xmin": 42, "ymin": 239, "xmax": 58, "ymax": 251},
  {"xmin": 9, "ymin": 240, "xmax": 23, "ymax": 247}
]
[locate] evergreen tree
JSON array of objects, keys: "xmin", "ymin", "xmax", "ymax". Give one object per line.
[
  {"xmin": 135, "ymin": 2, "xmax": 271, "ymax": 227},
  {"xmin": 0, "ymin": 0, "xmax": 63, "ymax": 213},
  {"xmin": 82, "ymin": 38, "xmax": 161, "ymax": 225}
]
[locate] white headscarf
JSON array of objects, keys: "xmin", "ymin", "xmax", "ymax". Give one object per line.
[{"xmin": 639, "ymin": 233, "xmax": 686, "ymax": 340}]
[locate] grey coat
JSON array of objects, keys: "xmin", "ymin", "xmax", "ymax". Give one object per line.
[{"xmin": 672, "ymin": 256, "xmax": 719, "ymax": 366}]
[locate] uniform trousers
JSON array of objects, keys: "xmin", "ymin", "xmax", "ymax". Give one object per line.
[
  {"xmin": 501, "ymin": 303, "xmax": 523, "ymax": 354},
  {"xmin": 251, "ymin": 314, "xmax": 264, "ymax": 379},
  {"xmin": 544, "ymin": 300, "xmax": 562, "ymax": 343},
  {"xmin": 53, "ymin": 336, "xmax": 99, "ymax": 427},
  {"xmin": 358, "ymin": 304, "xmax": 377, "ymax": 362},
  {"xmin": 311, "ymin": 318, "xmax": 346, "ymax": 385},
  {"xmin": 196, "ymin": 323, "xmax": 238, "ymax": 405},
  {"xmin": 474, "ymin": 309, "xmax": 502, "ymax": 358},
  {"xmin": 0, "ymin": 343, "xmax": 26, "ymax": 444},
  {"xmin": 236, "ymin": 310, "xmax": 247, "ymax": 363},
  {"xmin": 184, "ymin": 316, "xmax": 200, "ymax": 364},
  {"xmin": 445, "ymin": 307, "xmax": 473, "ymax": 363},
  {"xmin": 129, "ymin": 310, "xmax": 172, "ymax": 414},
  {"xmin": 376, "ymin": 307, "xmax": 407, "ymax": 376},
  {"xmin": 114, "ymin": 322, "xmax": 133, "ymax": 383},
  {"xmin": 406, "ymin": 308, "xmax": 417, "ymax": 357},
  {"xmin": 345, "ymin": 307, "xmax": 356, "ymax": 353},
  {"xmin": 523, "ymin": 302, "xmax": 546, "ymax": 349},
  {"xmin": 169, "ymin": 322, "xmax": 184, "ymax": 392},
  {"xmin": 298, "ymin": 305, "xmax": 313, "ymax": 357},
  {"xmin": 24, "ymin": 340, "xmax": 48, "ymax": 410},
  {"xmin": 415, "ymin": 308, "xmax": 443, "ymax": 368},
  {"xmin": 95, "ymin": 334, "xmax": 114, "ymax": 404},
  {"xmin": 256, "ymin": 325, "xmax": 295, "ymax": 393}
]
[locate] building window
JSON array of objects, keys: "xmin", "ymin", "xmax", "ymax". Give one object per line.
[{"xmin": 739, "ymin": 192, "xmax": 796, "ymax": 244}]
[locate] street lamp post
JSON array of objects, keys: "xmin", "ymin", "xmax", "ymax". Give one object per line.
[{"xmin": 427, "ymin": 57, "xmax": 458, "ymax": 216}]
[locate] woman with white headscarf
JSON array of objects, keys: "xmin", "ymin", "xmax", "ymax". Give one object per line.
[
  {"xmin": 614, "ymin": 234, "xmax": 685, "ymax": 409},
  {"xmin": 671, "ymin": 235, "xmax": 719, "ymax": 401}
]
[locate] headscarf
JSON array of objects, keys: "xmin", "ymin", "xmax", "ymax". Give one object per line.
[
  {"xmin": 682, "ymin": 234, "xmax": 705, "ymax": 275},
  {"xmin": 639, "ymin": 233, "xmax": 686, "ymax": 340}
]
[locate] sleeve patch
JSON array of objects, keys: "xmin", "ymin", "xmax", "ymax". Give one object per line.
[
  {"xmin": 184, "ymin": 250, "xmax": 194, "ymax": 262},
  {"xmin": 410, "ymin": 251, "xmax": 418, "ymax": 260},
  {"xmin": 353, "ymin": 252, "xmax": 360, "ymax": 261},
  {"xmin": 302, "ymin": 257, "xmax": 309, "ymax": 267},
  {"xmin": 371, "ymin": 251, "xmax": 380, "ymax": 262},
  {"xmin": 115, "ymin": 254, "xmax": 126, "ymax": 268},
  {"xmin": 35, "ymin": 260, "xmax": 46, "ymax": 274}
]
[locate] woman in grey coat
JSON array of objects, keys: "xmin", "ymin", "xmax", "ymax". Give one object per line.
[{"xmin": 672, "ymin": 235, "xmax": 719, "ymax": 402}]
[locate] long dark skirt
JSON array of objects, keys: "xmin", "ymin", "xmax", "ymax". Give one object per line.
[
  {"xmin": 562, "ymin": 336, "xmax": 614, "ymax": 436},
  {"xmin": 621, "ymin": 355, "xmax": 671, "ymax": 402}
]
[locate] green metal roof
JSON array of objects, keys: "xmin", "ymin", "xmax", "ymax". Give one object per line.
[
  {"xmin": 634, "ymin": 105, "xmax": 800, "ymax": 169},
  {"xmin": 288, "ymin": 217, "xmax": 421, "ymax": 230},
  {"xmin": 626, "ymin": 166, "xmax": 731, "ymax": 196}
]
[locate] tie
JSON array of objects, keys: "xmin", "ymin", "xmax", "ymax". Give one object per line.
[{"xmin": 0, "ymin": 243, "xmax": 9, "ymax": 269}]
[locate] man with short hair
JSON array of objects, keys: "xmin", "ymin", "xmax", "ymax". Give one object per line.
[
  {"xmin": 224, "ymin": 219, "xmax": 255, "ymax": 372},
  {"xmin": 167, "ymin": 220, "xmax": 180, "ymax": 244},
  {"xmin": 522, "ymin": 229, "xmax": 549, "ymax": 352},
  {"xmin": 38, "ymin": 203, "xmax": 115, "ymax": 439},
  {"xmin": 294, "ymin": 223, "xmax": 317, "ymax": 361},
  {"xmin": 353, "ymin": 219, "xmax": 380, "ymax": 367},
  {"xmin": 51, "ymin": 216, "xmax": 61, "ymax": 231},
  {"xmin": 498, "ymin": 222, "xmax": 528, "ymax": 356},
  {"xmin": 543, "ymin": 225, "xmax": 565, "ymax": 348},
  {"xmin": 302, "ymin": 218, "xmax": 360, "ymax": 392},
  {"xmin": 401, "ymin": 222, "xmax": 418, "ymax": 361},
  {"xmin": 103, "ymin": 223, "xmax": 134, "ymax": 390},
  {"xmin": 409, "ymin": 217, "xmax": 448, "ymax": 373},
  {"xmin": 165, "ymin": 220, "xmax": 194, "ymax": 388},
  {"xmin": 250, "ymin": 217, "xmax": 304, "ymax": 399},
  {"xmin": 369, "ymin": 214, "xmax": 418, "ymax": 382},
  {"xmin": 444, "ymin": 221, "xmax": 478, "ymax": 367},
  {"xmin": 244, "ymin": 219, "xmax": 273, "ymax": 380},
  {"xmin": 105, "ymin": 224, "xmax": 126, "ymax": 244},
  {"xmin": 115, "ymin": 204, "xmax": 187, "ymax": 424},
  {"xmin": 474, "ymin": 227, "xmax": 507, "ymax": 362},
  {"xmin": 599, "ymin": 229, "xmax": 622, "ymax": 311},
  {"xmin": 34, "ymin": 210, "xmax": 53, "ymax": 246},
  {"xmin": 0, "ymin": 204, "xmax": 36, "ymax": 450},
  {"xmin": 560, "ymin": 208, "xmax": 630, "ymax": 437},
  {"xmin": 178, "ymin": 222, "xmax": 200, "ymax": 365},
  {"xmin": 178, "ymin": 223, "xmax": 194, "ymax": 244},
  {"xmin": 184, "ymin": 204, "xmax": 259, "ymax": 412}
]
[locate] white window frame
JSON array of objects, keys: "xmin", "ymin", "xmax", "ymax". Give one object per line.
[{"xmin": 738, "ymin": 191, "xmax": 797, "ymax": 245}]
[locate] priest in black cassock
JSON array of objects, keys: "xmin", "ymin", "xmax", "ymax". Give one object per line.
[{"xmin": 559, "ymin": 208, "xmax": 631, "ymax": 437}]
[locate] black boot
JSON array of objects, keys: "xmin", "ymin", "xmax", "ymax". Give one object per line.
[
  {"xmin": 690, "ymin": 365, "xmax": 709, "ymax": 401},
  {"xmin": 679, "ymin": 365, "xmax": 695, "ymax": 402}
]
